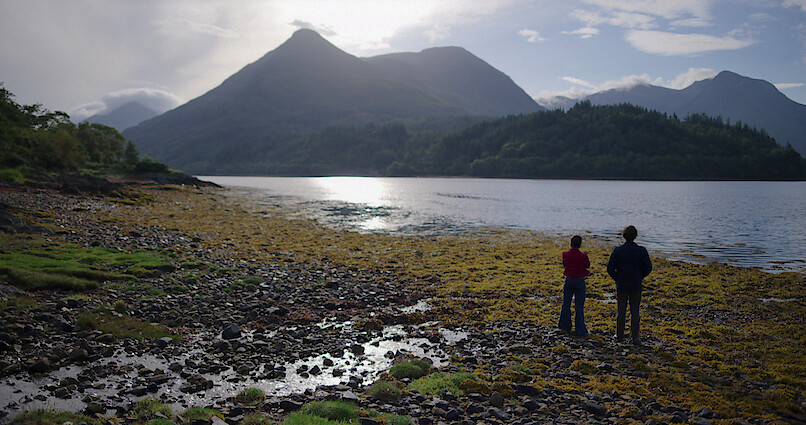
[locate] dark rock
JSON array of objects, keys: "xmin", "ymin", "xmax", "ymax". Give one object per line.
[
  {"xmin": 67, "ymin": 348, "xmax": 89, "ymax": 363},
  {"xmin": 583, "ymin": 401, "xmax": 607, "ymax": 416},
  {"xmin": 444, "ymin": 408, "xmax": 462, "ymax": 420},
  {"xmin": 360, "ymin": 418, "xmax": 380, "ymax": 425},
  {"xmin": 489, "ymin": 407, "xmax": 510, "ymax": 421},
  {"xmin": 489, "ymin": 391, "xmax": 505, "ymax": 408},
  {"xmin": 221, "ymin": 324, "xmax": 241, "ymax": 340},
  {"xmin": 28, "ymin": 358, "xmax": 51, "ymax": 374},
  {"xmin": 350, "ymin": 344, "xmax": 365, "ymax": 356},
  {"xmin": 515, "ymin": 384, "xmax": 540, "ymax": 396},
  {"xmin": 695, "ymin": 407, "xmax": 716, "ymax": 419},
  {"xmin": 279, "ymin": 400, "xmax": 302, "ymax": 411},
  {"xmin": 85, "ymin": 402, "xmax": 106, "ymax": 415}
]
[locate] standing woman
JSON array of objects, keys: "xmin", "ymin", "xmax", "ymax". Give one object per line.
[{"xmin": 559, "ymin": 235, "xmax": 590, "ymax": 336}]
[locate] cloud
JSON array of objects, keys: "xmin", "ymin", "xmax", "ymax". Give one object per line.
[
  {"xmin": 519, "ymin": 28, "xmax": 545, "ymax": 43},
  {"xmin": 571, "ymin": 8, "xmax": 656, "ymax": 30},
  {"xmin": 290, "ymin": 19, "xmax": 337, "ymax": 37},
  {"xmin": 664, "ymin": 67, "xmax": 716, "ymax": 89},
  {"xmin": 784, "ymin": 0, "xmax": 806, "ymax": 12},
  {"xmin": 152, "ymin": 18, "xmax": 240, "ymax": 39},
  {"xmin": 537, "ymin": 68, "xmax": 716, "ymax": 105},
  {"xmin": 582, "ymin": 0, "xmax": 712, "ymax": 22},
  {"xmin": 624, "ymin": 30, "xmax": 755, "ymax": 55},
  {"xmin": 775, "ymin": 83, "xmax": 805, "ymax": 89},
  {"xmin": 562, "ymin": 76, "xmax": 597, "ymax": 88},
  {"xmin": 70, "ymin": 88, "xmax": 182, "ymax": 122},
  {"xmin": 425, "ymin": 24, "xmax": 451, "ymax": 43},
  {"xmin": 562, "ymin": 27, "xmax": 600, "ymax": 39}
]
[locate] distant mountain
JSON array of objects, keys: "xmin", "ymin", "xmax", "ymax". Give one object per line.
[
  {"xmin": 124, "ymin": 29, "xmax": 542, "ymax": 170},
  {"xmin": 84, "ymin": 101, "xmax": 158, "ymax": 132},
  {"xmin": 585, "ymin": 71, "xmax": 806, "ymax": 154}
]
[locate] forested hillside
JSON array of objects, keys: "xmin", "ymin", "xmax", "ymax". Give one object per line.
[
  {"xmin": 0, "ymin": 84, "xmax": 169, "ymax": 185},
  {"xmin": 190, "ymin": 102, "xmax": 806, "ymax": 180}
]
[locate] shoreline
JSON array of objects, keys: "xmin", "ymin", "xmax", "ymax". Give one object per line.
[{"xmin": 1, "ymin": 184, "xmax": 804, "ymax": 424}]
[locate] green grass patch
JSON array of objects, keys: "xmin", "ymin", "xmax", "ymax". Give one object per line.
[
  {"xmin": 77, "ymin": 311, "xmax": 177, "ymax": 340},
  {"xmin": 366, "ymin": 381, "xmax": 404, "ymax": 401},
  {"xmin": 241, "ymin": 413, "xmax": 275, "ymax": 425},
  {"xmin": 0, "ymin": 167, "xmax": 27, "ymax": 185},
  {"xmin": 408, "ymin": 372, "xmax": 477, "ymax": 395},
  {"xmin": 129, "ymin": 398, "xmax": 175, "ymax": 422},
  {"xmin": 0, "ymin": 239, "xmax": 174, "ymax": 291},
  {"xmin": 389, "ymin": 359, "xmax": 431, "ymax": 379},
  {"xmin": 283, "ymin": 401, "xmax": 414, "ymax": 425},
  {"xmin": 234, "ymin": 387, "xmax": 265, "ymax": 405},
  {"xmin": 9, "ymin": 409, "xmax": 102, "ymax": 425},
  {"xmin": 180, "ymin": 407, "xmax": 222, "ymax": 424},
  {"xmin": 0, "ymin": 295, "xmax": 39, "ymax": 312}
]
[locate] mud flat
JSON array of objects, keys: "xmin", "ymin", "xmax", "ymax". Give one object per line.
[{"xmin": 1, "ymin": 184, "xmax": 804, "ymax": 425}]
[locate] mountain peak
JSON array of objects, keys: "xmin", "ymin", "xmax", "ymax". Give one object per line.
[{"xmin": 289, "ymin": 28, "xmax": 326, "ymax": 42}]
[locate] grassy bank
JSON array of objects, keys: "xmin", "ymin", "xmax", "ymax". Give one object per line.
[{"xmin": 8, "ymin": 184, "xmax": 805, "ymax": 423}]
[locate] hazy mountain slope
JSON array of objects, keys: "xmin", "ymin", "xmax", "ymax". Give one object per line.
[
  {"xmin": 84, "ymin": 101, "xmax": 158, "ymax": 131},
  {"xmin": 587, "ymin": 71, "xmax": 806, "ymax": 154},
  {"xmin": 366, "ymin": 46, "xmax": 543, "ymax": 116},
  {"xmin": 124, "ymin": 29, "xmax": 541, "ymax": 168}
]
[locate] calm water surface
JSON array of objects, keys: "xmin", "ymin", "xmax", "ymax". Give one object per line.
[{"xmin": 200, "ymin": 176, "xmax": 806, "ymax": 273}]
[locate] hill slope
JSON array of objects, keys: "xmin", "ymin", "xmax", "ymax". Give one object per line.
[
  {"xmin": 124, "ymin": 29, "xmax": 542, "ymax": 171},
  {"xmin": 587, "ymin": 71, "xmax": 806, "ymax": 154},
  {"xmin": 84, "ymin": 101, "xmax": 158, "ymax": 132}
]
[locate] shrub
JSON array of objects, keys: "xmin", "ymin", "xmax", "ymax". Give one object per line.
[
  {"xmin": 408, "ymin": 372, "xmax": 477, "ymax": 395},
  {"xmin": 9, "ymin": 409, "xmax": 100, "ymax": 425},
  {"xmin": 235, "ymin": 388, "xmax": 266, "ymax": 405},
  {"xmin": 571, "ymin": 360, "xmax": 599, "ymax": 375},
  {"xmin": 297, "ymin": 401, "xmax": 358, "ymax": 422},
  {"xmin": 181, "ymin": 407, "xmax": 222, "ymax": 423},
  {"xmin": 366, "ymin": 381, "xmax": 403, "ymax": 401},
  {"xmin": 389, "ymin": 359, "xmax": 431, "ymax": 379}
]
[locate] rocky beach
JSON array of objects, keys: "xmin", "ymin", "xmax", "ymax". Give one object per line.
[{"xmin": 1, "ymin": 183, "xmax": 804, "ymax": 425}]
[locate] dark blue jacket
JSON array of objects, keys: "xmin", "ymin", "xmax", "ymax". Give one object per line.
[{"xmin": 607, "ymin": 241, "xmax": 652, "ymax": 292}]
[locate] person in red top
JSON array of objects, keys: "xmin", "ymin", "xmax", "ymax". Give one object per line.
[{"xmin": 559, "ymin": 235, "xmax": 590, "ymax": 336}]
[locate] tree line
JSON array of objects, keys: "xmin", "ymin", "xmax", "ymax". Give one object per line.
[
  {"xmin": 178, "ymin": 101, "xmax": 806, "ymax": 180},
  {"xmin": 1, "ymin": 84, "xmax": 168, "ymax": 184}
]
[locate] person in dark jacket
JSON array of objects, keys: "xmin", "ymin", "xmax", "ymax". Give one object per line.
[
  {"xmin": 559, "ymin": 235, "xmax": 590, "ymax": 336},
  {"xmin": 607, "ymin": 225, "xmax": 652, "ymax": 345}
]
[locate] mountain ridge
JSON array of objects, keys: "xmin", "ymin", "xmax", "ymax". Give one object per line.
[
  {"xmin": 584, "ymin": 71, "xmax": 806, "ymax": 154},
  {"xmin": 124, "ymin": 29, "xmax": 542, "ymax": 165}
]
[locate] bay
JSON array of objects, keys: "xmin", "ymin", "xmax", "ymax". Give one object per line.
[{"xmin": 200, "ymin": 176, "xmax": 806, "ymax": 273}]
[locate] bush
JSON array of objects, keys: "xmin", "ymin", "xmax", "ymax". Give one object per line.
[
  {"xmin": 297, "ymin": 401, "xmax": 358, "ymax": 422},
  {"xmin": 366, "ymin": 381, "xmax": 403, "ymax": 401},
  {"xmin": 234, "ymin": 388, "xmax": 265, "ymax": 405},
  {"xmin": 389, "ymin": 359, "xmax": 431, "ymax": 379},
  {"xmin": 408, "ymin": 372, "xmax": 477, "ymax": 395}
]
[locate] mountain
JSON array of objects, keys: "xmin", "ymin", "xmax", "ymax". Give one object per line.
[
  {"xmin": 586, "ymin": 71, "xmax": 806, "ymax": 154},
  {"xmin": 124, "ymin": 29, "xmax": 542, "ymax": 170},
  {"xmin": 84, "ymin": 101, "xmax": 158, "ymax": 131}
]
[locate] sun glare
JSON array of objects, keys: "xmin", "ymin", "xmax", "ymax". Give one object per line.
[{"xmin": 314, "ymin": 176, "xmax": 389, "ymax": 207}]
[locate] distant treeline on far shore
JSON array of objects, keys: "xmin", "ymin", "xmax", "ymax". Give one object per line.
[{"xmin": 165, "ymin": 101, "xmax": 806, "ymax": 180}]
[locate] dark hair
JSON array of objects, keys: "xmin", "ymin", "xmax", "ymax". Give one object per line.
[
  {"xmin": 570, "ymin": 235, "xmax": 582, "ymax": 248},
  {"xmin": 622, "ymin": 225, "xmax": 638, "ymax": 242}
]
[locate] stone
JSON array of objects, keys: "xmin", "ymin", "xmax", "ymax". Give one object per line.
[
  {"xmin": 28, "ymin": 358, "xmax": 51, "ymax": 374},
  {"xmin": 222, "ymin": 324, "xmax": 241, "ymax": 340},
  {"xmin": 582, "ymin": 401, "xmax": 607, "ymax": 416},
  {"xmin": 279, "ymin": 400, "xmax": 302, "ymax": 411},
  {"xmin": 489, "ymin": 407, "xmax": 510, "ymax": 421},
  {"xmin": 67, "ymin": 348, "xmax": 88, "ymax": 363},
  {"xmin": 489, "ymin": 391, "xmax": 505, "ymax": 408}
]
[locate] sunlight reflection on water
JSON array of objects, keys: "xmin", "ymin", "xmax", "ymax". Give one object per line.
[{"xmin": 202, "ymin": 176, "xmax": 806, "ymax": 273}]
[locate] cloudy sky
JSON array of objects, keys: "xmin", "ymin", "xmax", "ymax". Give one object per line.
[{"xmin": 2, "ymin": 0, "xmax": 805, "ymax": 121}]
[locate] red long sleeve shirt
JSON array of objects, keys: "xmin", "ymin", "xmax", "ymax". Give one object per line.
[{"xmin": 563, "ymin": 248, "xmax": 590, "ymax": 278}]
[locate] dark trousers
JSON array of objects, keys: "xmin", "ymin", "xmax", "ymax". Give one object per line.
[
  {"xmin": 616, "ymin": 290, "xmax": 641, "ymax": 342},
  {"xmin": 558, "ymin": 277, "xmax": 588, "ymax": 336}
]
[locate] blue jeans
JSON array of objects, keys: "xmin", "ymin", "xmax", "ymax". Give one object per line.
[{"xmin": 558, "ymin": 277, "xmax": 588, "ymax": 336}]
